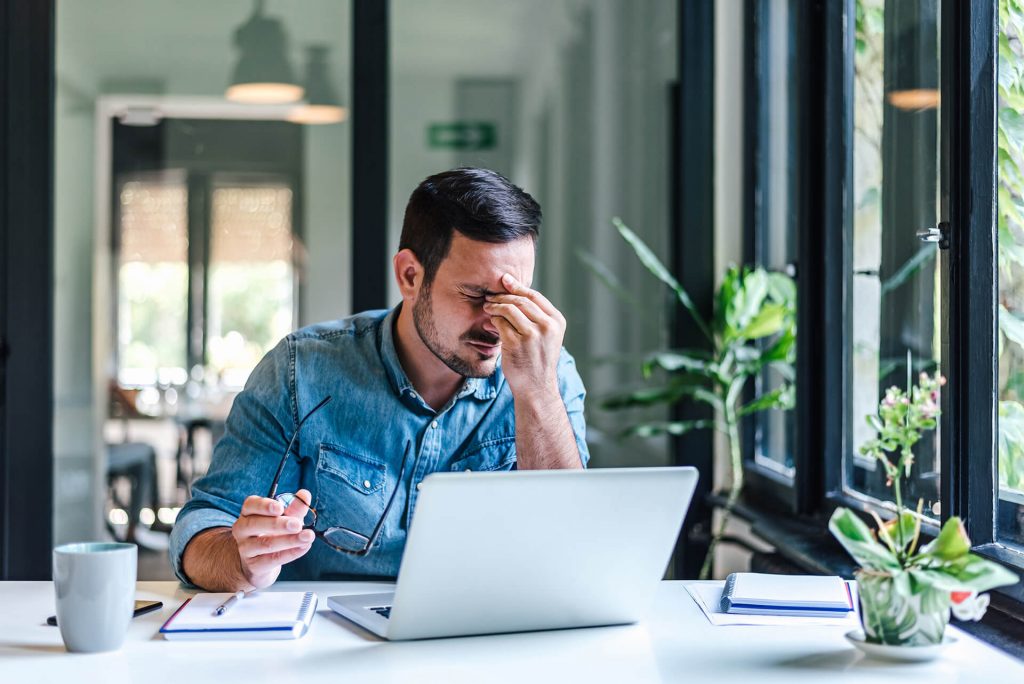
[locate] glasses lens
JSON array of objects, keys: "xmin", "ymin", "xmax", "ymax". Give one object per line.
[
  {"xmin": 274, "ymin": 493, "xmax": 316, "ymax": 527},
  {"xmin": 323, "ymin": 526, "xmax": 372, "ymax": 553}
]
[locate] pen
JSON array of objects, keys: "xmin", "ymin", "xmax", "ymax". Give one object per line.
[{"xmin": 213, "ymin": 590, "xmax": 247, "ymax": 617}]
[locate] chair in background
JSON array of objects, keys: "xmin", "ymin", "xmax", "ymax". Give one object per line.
[{"xmin": 106, "ymin": 381, "xmax": 163, "ymax": 544}]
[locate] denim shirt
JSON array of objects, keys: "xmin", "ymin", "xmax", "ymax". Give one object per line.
[{"xmin": 169, "ymin": 306, "xmax": 589, "ymax": 585}]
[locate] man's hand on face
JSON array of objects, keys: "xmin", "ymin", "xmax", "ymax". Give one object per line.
[
  {"xmin": 484, "ymin": 273, "xmax": 566, "ymax": 398},
  {"xmin": 231, "ymin": 490, "xmax": 315, "ymax": 590}
]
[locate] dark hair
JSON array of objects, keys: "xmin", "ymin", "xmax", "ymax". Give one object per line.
[{"xmin": 399, "ymin": 167, "xmax": 541, "ymax": 286}]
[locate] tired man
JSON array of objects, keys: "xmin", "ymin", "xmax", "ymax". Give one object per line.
[{"xmin": 170, "ymin": 167, "xmax": 588, "ymax": 591}]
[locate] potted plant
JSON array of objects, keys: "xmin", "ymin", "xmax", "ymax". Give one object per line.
[
  {"xmin": 581, "ymin": 219, "xmax": 797, "ymax": 579},
  {"xmin": 829, "ymin": 367, "xmax": 1018, "ymax": 647}
]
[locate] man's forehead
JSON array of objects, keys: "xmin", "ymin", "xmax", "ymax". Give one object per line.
[{"xmin": 441, "ymin": 234, "xmax": 534, "ymax": 288}]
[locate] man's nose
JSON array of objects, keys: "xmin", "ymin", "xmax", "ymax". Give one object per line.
[{"xmin": 480, "ymin": 310, "xmax": 499, "ymax": 336}]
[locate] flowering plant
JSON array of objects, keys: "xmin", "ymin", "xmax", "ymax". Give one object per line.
[{"xmin": 829, "ymin": 368, "xmax": 1018, "ymax": 645}]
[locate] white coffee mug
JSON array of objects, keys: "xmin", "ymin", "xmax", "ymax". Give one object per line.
[{"xmin": 52, "ymin": 542, "xmax": 137, "ymax": 653}]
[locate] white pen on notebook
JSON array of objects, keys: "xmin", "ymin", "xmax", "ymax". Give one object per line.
[{"xmin": 213, "ymin": 591, "xmax": 247, "ymax": 617}]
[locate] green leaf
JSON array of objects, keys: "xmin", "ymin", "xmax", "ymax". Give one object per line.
[
  {"xmin": 602, "ymin": 382, "xmax": 721, "ymax": 412},
  {"xmin": 828, "ymin": 508, "xmax": 901, "ymax": 571},
  {"xmin": 614, "ymin": 217, "xmax": 713, "ymax": 342},
  {"xmin": 766, "ymin": 272, "xmax": 797, "ymax": 306},
  {"xmin": 642, "ymin": 351, "xmax": 718, "ymax": 378},
  {"xmin": 762, "ymin": 328, "xmax": 796, "ymax": 364},
  {"xmin": 880, "ymin": 246, "xmax": 936, "ymax": 296},
  {"xmin": 623, "ymin": 419, "xmax": 721, "ymax": 439},
  {"xmin": 575, "ymin": 248, "xmax": 643, "ymax": 309},
  {"xmin": 920, "ymin": 517, "xmax": 971, "ymax": 561},
  {"xmin": 739, "ymin": 303, "xmax": 787, "ymax": 340},
  {"xmin": 737, "ymin": 385, "xmax": 794, "ymax": 417},
  {"xmin": 910, "ymin": 558, "xmax": 1018, "ymax": 593},
  {"xmin": 999, "ymin": 304, "xmax": 1024, "ymax": 349}
]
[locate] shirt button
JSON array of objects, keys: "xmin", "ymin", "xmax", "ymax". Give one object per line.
[
  {"xmin": 465, "ymin": 468, "xmax": 472, "ymax": 472},
  {"xmin": 431, "ymin": 420, "xmax": 438, "ymax": 429},
  {"xmin": 416, "ymin": 482, "xmax": 422, "ymax": 491},
  {"xmin": 363, "ymin": 480, "xmax": 371, "ymax": 489}
]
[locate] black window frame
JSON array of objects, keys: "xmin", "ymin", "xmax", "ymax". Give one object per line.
[{"xmin": 742, "ymin": 0, "xmax": 1024, "ymax": 629}]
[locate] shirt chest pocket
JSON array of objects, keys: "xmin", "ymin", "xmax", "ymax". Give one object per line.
[
  {"xmin": 450, "ymin": 436, "xmax": 517, "ymax": 472},
  {"xmin": 315, "ymin": 443, "xmax": 387, "ymax": 534}
]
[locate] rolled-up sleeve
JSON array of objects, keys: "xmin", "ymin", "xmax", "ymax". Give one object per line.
[
  {"xmin": 557, "ymin": 348, "xmax": 590, "ymax": 467},
  {"xmin": 168, "ymin": 337, "xmax": 299, "ymax": 586}
]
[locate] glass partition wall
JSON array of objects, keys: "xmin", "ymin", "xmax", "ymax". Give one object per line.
[
  {"xmin": 54, "ymin": 0, "xmax": 352, "ymax": 576},
  {"xmin": 390, "ymin": 0, "xmax": 679, "ymax": 468}
]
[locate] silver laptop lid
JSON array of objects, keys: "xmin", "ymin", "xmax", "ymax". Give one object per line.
[{"xmin": 386, "ymin": 466, "xmax": 698, "ymax": 640}]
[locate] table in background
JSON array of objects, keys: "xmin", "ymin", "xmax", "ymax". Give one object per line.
[{"xmin": 1, "ymin": 580, "xmax": 1021, "ymax": 682}]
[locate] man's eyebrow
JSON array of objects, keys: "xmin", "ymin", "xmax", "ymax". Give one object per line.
[{"xmin": 457, "ymin": 284, "xmax": 502, "ymax": 296}]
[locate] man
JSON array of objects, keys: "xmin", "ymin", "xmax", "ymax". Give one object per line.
[{"xmin": 170, "ymin": 167, "xmax": 588, "ymax": 591}]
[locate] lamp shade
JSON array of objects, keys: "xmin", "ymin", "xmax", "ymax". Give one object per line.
[
  {"xmin": 288, "ymin": 45, "xmax": 347, "ymax": 124},
  {"xmin": 226, "ymin": 1, "xmax": 303, "ymax": 104}
]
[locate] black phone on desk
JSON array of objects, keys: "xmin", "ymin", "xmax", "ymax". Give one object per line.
[{"xmin": 46, "ymin": 599, "xmax": 163, "ymax": 626}]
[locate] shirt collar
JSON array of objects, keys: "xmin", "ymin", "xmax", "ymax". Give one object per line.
[{"xmin": 379, "ymin": 305, "xmax": 500, "ymax": 403}]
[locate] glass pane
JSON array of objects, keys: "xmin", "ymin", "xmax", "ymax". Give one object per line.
[
  {"xmin": 116, "ymin": 176, "xmax": 189, "ymax": 387},
  {"xmin": 848, "ymin": 0, "xmax": 943, "ymax": 516},
  {"xmin": 390, "ymin": 1, "xmax": 677, "ymax": 468},
  {"xmin": 207, "ymin": 183, "xmax": 296, "ymax": 389},
  {"xmin": 53, "ymin": 0, "xmax": 352, "ymax": 572},
  {"xmin": 751, "ymin": 0, "xmax": 799, "ymax": 478},
  {"xmin": 997, "ymin": 1, "xmax": 1024, "ymax": 548}
]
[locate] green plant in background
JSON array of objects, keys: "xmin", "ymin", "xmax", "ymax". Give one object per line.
[
  {"xmin": 830, "ymin": 367, "xmax": 1017, "ymax": 646},
  {"xmin": 998, "ymin": 0, "xmax": 1024, "ymax": 494},
  {"xmin": 586, "ymin": 219, "xmax": 796, "ymax": 580}
]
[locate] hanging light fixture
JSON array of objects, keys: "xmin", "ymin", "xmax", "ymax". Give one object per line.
[
  {"xmin": 288, "ymin": 45, "xmax": 347, "ymax": 125},
  {"xmin": 226, "ymin": 0, "xmax": 304, "ymax": 104}
]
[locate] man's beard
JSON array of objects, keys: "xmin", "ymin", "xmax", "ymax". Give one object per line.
[{"xmin": 413, "ymin": 285, "xmax": 500, "ymax": 379}]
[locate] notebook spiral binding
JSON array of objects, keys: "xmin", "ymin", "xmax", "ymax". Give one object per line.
[
  {"xmin": 719, "ymin": 573, "xmax": 739, "ymax": 612},
  {"xmin": 297, "ymin": 592, "xmax": 315, "ymax": 622}
]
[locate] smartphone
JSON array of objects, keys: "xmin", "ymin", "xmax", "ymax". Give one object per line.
[{"xmin": 46, "ymin": 599, "xmax": 163, "ymax": 626}]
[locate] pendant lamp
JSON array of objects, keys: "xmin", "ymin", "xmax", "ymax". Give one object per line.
[{"xmin": 226, "ymin": 0, "xmax": 303, "ymax": 104}]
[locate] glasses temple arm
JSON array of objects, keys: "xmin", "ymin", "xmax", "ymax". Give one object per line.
[
  {"xmin": 266, "ymin": 395, "xmax": 333, "ymax": 499},
  {"xmin": 365, "ymin": 442, "xmax": 416, "ymax": 547}
]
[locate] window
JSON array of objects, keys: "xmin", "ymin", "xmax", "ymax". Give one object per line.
[
  {"xmin": 847, "ymin": 0, "xmax": 943, "ymax": 518},
  {"xmin": 116, "ymin": 175, "xmax": 189, "ymax": 387},
  {"xmin": 111, "ymin": 120, "xmax": 304, "ymax": 394},
  {"xmin": 745, "ymin": 0, "xmax": 800, "ymax": 484},
  {"xmin": 207, "ymin": 183, "xmax": 296, "ymax": 388}
]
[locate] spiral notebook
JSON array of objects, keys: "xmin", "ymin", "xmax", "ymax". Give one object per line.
[
  {"xmin": 160, "ymin": 591, "xmax": 318, "ymax": 640},
  {"xmin": 719, "ymin": 573, "xmax": 853, "ymax": 618}
]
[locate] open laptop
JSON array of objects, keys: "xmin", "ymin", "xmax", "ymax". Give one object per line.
[{"xmin": 327, "ymin": 466, "xmax": 697, "ymax": 640}]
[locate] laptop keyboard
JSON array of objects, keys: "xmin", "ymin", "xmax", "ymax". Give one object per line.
[{"xmin": 369, "ymin": 606, "xmax": 392, "ymax": 619}]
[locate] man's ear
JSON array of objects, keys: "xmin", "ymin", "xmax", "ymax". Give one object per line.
[{"xmin": 393, "ymin": 249, "xmax": 423, "ymax": 301}]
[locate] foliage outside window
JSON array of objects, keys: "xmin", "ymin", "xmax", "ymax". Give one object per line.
[{"xmin": 997, "ymin": 0, "xmax": 1024, "ymax": 518}]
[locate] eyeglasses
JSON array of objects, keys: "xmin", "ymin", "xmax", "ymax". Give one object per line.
[{"xmin": 266, "ymin": 395, "xmax": 414, "ymax": 556}]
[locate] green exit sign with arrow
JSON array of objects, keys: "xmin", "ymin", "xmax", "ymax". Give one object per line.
[{"xmin": 427, "ymin": 122, "xmax": 497, "ymax": 151}]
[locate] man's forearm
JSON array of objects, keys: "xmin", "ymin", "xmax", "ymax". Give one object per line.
[
  {"xmin": 181, "ymin": 527, "xmax": 253, "ymax": 592},
  {"xmin": 514, "ymin": 386, "xmax": 583, "ymax": 470}
]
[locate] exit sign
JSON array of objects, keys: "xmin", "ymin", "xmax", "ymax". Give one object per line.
[{"xmin": 427, "ymin": 122, "xmax": 497, "ymax": 151}]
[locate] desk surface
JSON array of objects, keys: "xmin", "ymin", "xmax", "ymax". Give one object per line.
[{"xmin": 1, "ymin": 580, "xmax": 1021, "ymax": 682}]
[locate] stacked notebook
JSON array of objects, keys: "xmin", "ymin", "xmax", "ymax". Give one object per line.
[
  {"xmin": 160, "ymin": 591, "xmax": 318, "ymax": 640},
  {"xmin": 719, "ymin": 573, "xmax": 853, "ymax": 618}
]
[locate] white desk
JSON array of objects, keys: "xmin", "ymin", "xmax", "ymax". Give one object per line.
[{"xmin": 1, "ymin": 580, "xmax": 1021, "ymax": 682}]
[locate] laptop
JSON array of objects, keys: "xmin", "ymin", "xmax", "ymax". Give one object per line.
[{"xmin": 327, "ymin": 466, "xmax": 697, "ymax": 640}]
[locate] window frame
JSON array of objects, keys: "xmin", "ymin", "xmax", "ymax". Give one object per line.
[{"xmin": 745, "ymin": 0, "xmax": 1024, "ymax": 621}]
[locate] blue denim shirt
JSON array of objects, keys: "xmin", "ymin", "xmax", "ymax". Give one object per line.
[{"xmin": 169, "ymin": 306, "xmax": 589, "ymax": 584}]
